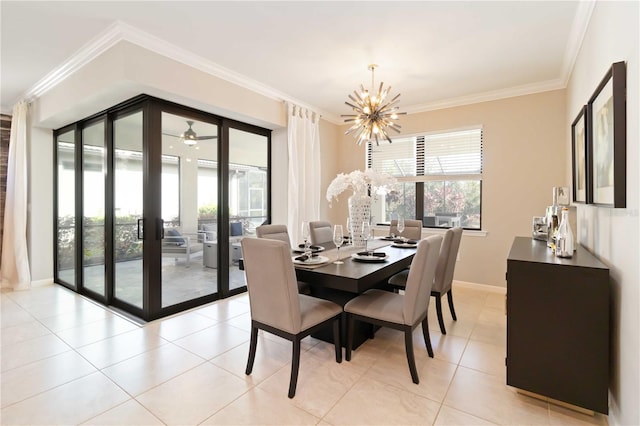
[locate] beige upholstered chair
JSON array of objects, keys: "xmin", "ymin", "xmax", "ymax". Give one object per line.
[
  {"xmin": 241, "ymin": 238, "xmax": 342, "ymax": 398},
  {"xmin": 309, "ymin": 220, "xmax": 333, "ymax": 245},
  {"xmin": 389, "ymin": 219, "xmax": 423, "ymax": 240},
  {"xmin": 344, "ymin": 235, "xmax": 442, "ymax": 384},
  {"xmin": 256, "ymin": 224, "xmax": 291, "ymax": 246},
  {"xmin": 388, "ymin": 227, "xmax": 463, "ymax": 335},
  {"xmin": 255, "ymin": 224, "xmax": 311, "ymax": 294}
]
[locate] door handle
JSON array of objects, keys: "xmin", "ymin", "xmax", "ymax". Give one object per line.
[
  {"xmin": 137, "ymin": 218, "xmax": 144, "ymax": 240},
  {"xmin": 157, "ymin": 218, "xmax": 165, "ymax": 240}
]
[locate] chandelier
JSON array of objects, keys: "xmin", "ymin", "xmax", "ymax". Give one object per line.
[{"xmin": 342, "ymin": 64, "xmax": 406, "ymax": 145}]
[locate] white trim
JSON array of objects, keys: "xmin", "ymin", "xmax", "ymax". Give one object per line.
[
  {"xmin": 18, "ymin": 3, "xmax": 594, "ymax": 124},
  {"xmin": 403, "ymin": 79, "xmax": 564, "ymax": 115},
  {"xmin": 453, "ymin": 280, "xmax": 506, "ymax": 294},
  {"xmin": 24, "ymin": 21, "xmax": 125, "ymax": 102},
  {"xmin": 30, "ymin": 278, "xmax": 54, "ymax": 288},
  {"xmin": 560, "ymin": 1, "xmax": 596, "ymax": 86}
]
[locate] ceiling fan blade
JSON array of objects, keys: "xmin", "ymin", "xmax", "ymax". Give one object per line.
[
  {"xmin": 194, "ymin": 135, "xmax": 218, "ymax": 140},
  {"xmin": 162, "ymin": 132, "xmax": 181, "ymax": 138}
]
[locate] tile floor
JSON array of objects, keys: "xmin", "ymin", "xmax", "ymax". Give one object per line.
[{"xmin": 1, "ymin": 283, "xmax": 608, "ymax": 425}]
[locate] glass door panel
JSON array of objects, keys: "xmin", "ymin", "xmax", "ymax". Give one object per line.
[
  {"xmin": 82, "ymin": 121, "xmax": 106, "ymax": 296},
  {"xmin": 228, "ymin": 128, "xmax": 268, "ymax": 292},
  {"xmin": 56, "ymin": 129, "xmax": 76, "ymax": 288},
  {"xmin": 160, "ymin": 112, "xmax": 218, "ymax": 308},
  {"xmin": 113, "ymin": 112, "xmax": 144, "ymax": 308}
]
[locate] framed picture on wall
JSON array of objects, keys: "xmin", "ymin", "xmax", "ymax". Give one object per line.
[
  {"xmin": 571, "ymin": 106, "xmax": 588, "ymax": 203},
  {"xmin": 587, "ymin": 61, "xmax": 626, "ymax": 207}
]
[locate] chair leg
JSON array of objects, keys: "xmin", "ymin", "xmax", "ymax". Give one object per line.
[
  {"xmin": 288, "ymin": 338, "xmax": 301, "ymax": 398},
  {"xmin": 332, "ymin": 317, "xmax": 342, "ymax": 363},
  {"xmin": 404, "ymin": 328, "xmax": 419, "ymax": 384},
  {"xmin": 435, "ymin": 295, "xmax": 447, "ymax": 335},
  {"xmin": 245, "ymin": 324, "xmax": 259, "ymax": 375},
  {"xmin": 345, "ymin": 314, "xmax": 354, "ymax": 362},
  {"xmin": 421, "ymin": 317, "xmax": 434, "ymax": 358},
  {"xmin": 447, "ymin": 290, "xmax": 457, "ymax": 321}
]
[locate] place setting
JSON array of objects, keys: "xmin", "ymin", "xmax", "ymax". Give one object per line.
[{"xmin": 293, "ymin": 221, "xmax": 330, "ymax": 267}]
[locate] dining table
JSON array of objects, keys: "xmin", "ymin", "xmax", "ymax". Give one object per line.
[{"xmin": 293, "ymin": 238, "xmax": 418, "ymax": 348}]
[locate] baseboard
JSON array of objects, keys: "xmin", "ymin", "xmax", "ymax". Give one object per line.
[
  {"xmin": 31, "ymin": 278, "xmax": 54, "ymax": 287},
  {"xmin": 453, "ymin": 280, "xmax": 506, "ymax": 295}
]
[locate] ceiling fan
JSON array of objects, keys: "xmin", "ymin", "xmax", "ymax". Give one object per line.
[{"xmin": 164, "ymin": 120, "xmax": 217, "ymax": 146}]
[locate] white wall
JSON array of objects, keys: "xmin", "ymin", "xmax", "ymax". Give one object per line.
[{"xmin": 566, "ymin": 2, "xmax": 639, "ymax": 424}]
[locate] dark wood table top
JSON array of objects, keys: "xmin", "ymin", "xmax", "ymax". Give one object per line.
[{"xmin": 294, "ymin": 244, "xmax": 417, "ymax": 294}]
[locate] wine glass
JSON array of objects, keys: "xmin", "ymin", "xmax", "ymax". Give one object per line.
[
  {"xmin": 346, "ymin": 217, "xmax": 353, "ymax": 246},
  {"xmin": 361, "ymin": 222, "xmax": 371, "ymax": 255},
  {"xmin": 397, "ymin": 216, "xmax": 405, "ymax": 241},
  {"xmin": 301, "ymin": 221, "xmax": 311, "ymax": 258},
  {"xmin": 333, "ymin": 225, "xmax": 344, "ymax": 264}
]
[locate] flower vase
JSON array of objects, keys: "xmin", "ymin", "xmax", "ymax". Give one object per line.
[{"xmin": 348, "ymin": 194, "xmax": 372, "ymax": 248}]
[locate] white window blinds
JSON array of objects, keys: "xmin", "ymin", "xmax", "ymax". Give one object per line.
[{"xmin": 367, "ymin": 127, "xmax": 483, "ymax": 180}]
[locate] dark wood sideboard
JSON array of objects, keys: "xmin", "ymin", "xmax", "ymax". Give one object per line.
[{"xmin": 506, "ymin": 237, "xmax": 610, "ymax": 414}]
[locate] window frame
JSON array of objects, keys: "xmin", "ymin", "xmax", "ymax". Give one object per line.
[{"xmin": 367, "ymin": 126, "xmax": 483, "ymax": 231}]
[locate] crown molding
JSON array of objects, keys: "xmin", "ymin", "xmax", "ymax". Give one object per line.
[
  {"xmin": 23, "ymin": 21, "xmax": 125, "ymax": 102},
  {"xmin": 402, "ymin": 78, "xmax": 566, "ymax": 115},
  {"xmin": 20, "ymin": 4, "xmax": 592, "ymax": 127},
  {"xmin": 560, "ymin": 0, "xmax": 596, "ymax": 86},
  {"xmin": 20, "ymin": 20, "xmax": 342, "ymax": 124}
]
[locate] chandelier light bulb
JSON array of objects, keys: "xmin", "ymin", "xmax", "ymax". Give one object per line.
[{"xmin": 341, "ymin": 64, "xmax": 406, "ymax": 145}]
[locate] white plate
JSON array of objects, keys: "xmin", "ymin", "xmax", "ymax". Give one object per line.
[
  {"xmin": 292, "ymin": 255, "xmax": 329, "ymax": 265},
  {"xmin": 292, "ymin": 246, "xmax": 325, "ymax": 254},
  {"xmin": 351, "ymin": 253, "xmax": 389, "ymax": 262},
  {"xmin": 392, "ymin": 242, "xmax": 418, "ymax": 248}
]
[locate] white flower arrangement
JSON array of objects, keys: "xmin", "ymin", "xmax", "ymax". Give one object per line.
[{"xmin": 326, "ymin": 169, "xmax": 396, "ymax": 204}]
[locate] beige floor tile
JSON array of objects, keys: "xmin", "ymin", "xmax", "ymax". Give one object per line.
[
  {"xmin": 76, "ymin": 327, "xmax": 170, "ymax": 369},
  {"xmin": 194, "ymin": 298, "xmax": 251, "ymax": 321},
  {"xmin": 222, "ymin": 311, "xmax": 252, "ymax": 331},
  {"xmin": 173, "ymin": 322, "xmax": 251, "ymax": 359},
  {"xmin": 81, "ymin": 399, "xmax": 164, "ymax": 425},
  {"xmin": 444, "ymin": 366, "xmax": 550, "ymax": 425},
  {"xmin": 144, "ymin": 311, "xmax": 219, "ymax": 341},
  {"xmin": 468, "ymin": 320, "xmax": 506, "ymax": 348},
  {"xmin": 0, "ymin": 319, "xmax": 51, "ymax": 347},
  {"xmin": 430, "ymin": 332, "xmax": 469, "ymax": 365},
  {"xmin": 258, "ymin": 349, "xmax": 364, "ymax": 419},
  {"xmin": 211, "ymin": 336, "xmax": 291, "ymax": 384},
  {"xmin": 365, "ymin": 351, "xmax": 457, "ymax": 403},
  {"xmin": 1, "ymin": 333, "xmax": 71, "ymax": 372},
  {"xmin": 324, "ymin": 376, "xmax": 441, "ymax": 425},
  {"xmin": 55, "ymin": 315, "xmax": 140, "ymax": 348},
  {"xmin": 37, "ymin": 302, "xmax": 111, "ymax": 332},
  {"xmin": 136, "ymin": 362, "xmax": 251, "ymax": 425},
  {"xmin": 0, "ymin": 372, "xmax": 130, "ymax": 425},
  {"xmin": 459, "ymin": 339, "xmax": 506, "ymax": 378},
  {"xmin": 1, "ymin": 351, "xmax": 97, "ymax": 408},
  {"xmin": 202, "ymin": 386, "xmax": 320, "ymax": 425},
  {"xmin": 548, "ymin": 403, "xmax": 608, "ymax": 425},
  {"xmin": 435, "ymin": 404, "xmax": 497, "ymax": 425},
  {"xmin": 102, "ymin": 343, "xmax": 205, "ymax": 395},
  {"xmin": 1, "ymin": 298, "xmax": 35, "ymax": 329}
]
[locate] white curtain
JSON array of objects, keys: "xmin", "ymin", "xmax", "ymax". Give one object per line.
[
  {"xmin": 1, "ymin": 101, "xmax": 31, "ymax": 290},
  {"xmin": 287, "ymin": 104, "xmax": 321, "ymax": 244}
]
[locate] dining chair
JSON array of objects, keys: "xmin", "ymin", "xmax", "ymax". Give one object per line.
[
  {"xmin": 255, "ymin": 224, "xmax": 311, "ymax": 295},
  {"xmin": 344, "ymin": 235, "xmax": 442, "ymax": 384},
  {"xmin": 241, "ymin": 237, "xmax": 342, "ymax": 398},
  {"xmin": 389, "ymin": 219, "xmax": 423, "ymax": 240},
  {"xmin": 309, "ymin": 220, "xmax": 333, "ymax": 245},
  {"xmin": 388, "ymin": 227, "xmax": 463, "ymax": 334}
]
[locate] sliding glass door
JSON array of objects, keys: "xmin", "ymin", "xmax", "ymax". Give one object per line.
[
  {"xmin": 53, "ymin": 95, "xmax": 270, "ymax": 321},
  {"xmin": 160, "ymin": 112, "xmax": 219, "ymax": 308}
]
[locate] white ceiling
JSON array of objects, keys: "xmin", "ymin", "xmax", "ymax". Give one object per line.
[{"xmin": 1, "ymin": 1, "xmax": 592, "ymax": 122}]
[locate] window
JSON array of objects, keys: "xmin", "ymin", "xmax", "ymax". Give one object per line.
[{"xmin": 369, "ymin": 127, "xmax": 483, "ymax": 230}]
